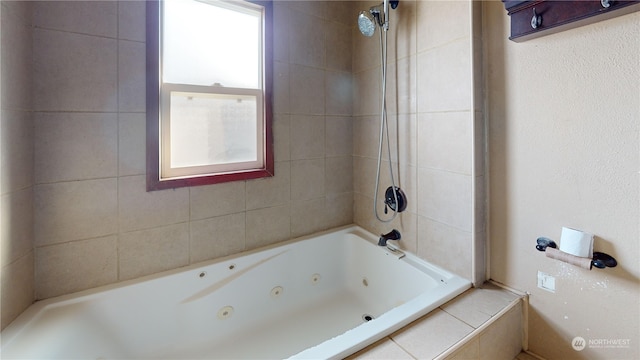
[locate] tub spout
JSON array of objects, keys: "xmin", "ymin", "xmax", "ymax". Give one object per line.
[{"xmin": 378, "ymin": 229, "xmax": 401, "ymax": 246}]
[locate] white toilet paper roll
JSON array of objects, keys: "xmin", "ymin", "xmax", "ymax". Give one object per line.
[{"xmin": 559, "ymin": 227, "xmax": 593, "ymax": 258}]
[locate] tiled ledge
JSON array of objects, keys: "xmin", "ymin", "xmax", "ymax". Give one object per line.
[{"xmin": 347, "ymin": 282, "xmax": 525, "ymax": 360}]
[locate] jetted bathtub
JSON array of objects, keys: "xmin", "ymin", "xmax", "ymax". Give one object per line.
[{"xmin": 1, "ymin": 225, "xmax": 470, "ymax": 359}]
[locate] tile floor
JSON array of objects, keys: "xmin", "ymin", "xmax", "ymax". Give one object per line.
[{"xmin": 346, "ymin": 282, "xmax": 525, "ymax": 360}]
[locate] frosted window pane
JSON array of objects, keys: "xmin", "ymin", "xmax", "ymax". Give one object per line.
[
  {"xmin": 163, "ymin": 0, "xmax": 261, "ymax": 88},
  {"xmin": 170, "ymin": 92, "xmax": 258, "ymax": 168}
]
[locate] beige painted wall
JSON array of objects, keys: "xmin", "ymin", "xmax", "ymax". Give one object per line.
[
  {"xmin": 485, "ymin": 2, "xmax": 639, "ymax": 359},
  {"xmin": 352, "ymin": 0, "xmax": 485, "ymax": 283},
  {"xmin": 0, "ymin": 1, "xmax": 35, "ymax": 330}
]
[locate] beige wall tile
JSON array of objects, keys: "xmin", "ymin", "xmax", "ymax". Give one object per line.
[
  {"xmin": 118, "ymin": 223, "xmax": 189, "ymax": 281},
  {"xmin": 1, "ymin": 4, "xmax": 32, "ymax": 111},
  {"xmin": 1, "ymin": 189, "xmax": 33, "ymax": 267},
  {"xmin": 326, "ymin": 0, "xmax": 355, "ymax": 26},
  {"xmin": 478, "ymin": 303, "xmax": 522, "ymax": 360},
  {"xmin": 474, "ymin": 111, "xmax": 485, "ymax": 176},
  {"xmin": 347, "ymin": 337, "xmax": 413, "ymax": 359},
  {"xmin": 326, "ymin": 116, "xmax": 353, "ymax": 157},
  {"xmin": 118, "ymin": 1, "xmax": 146, "ymax": 42},
  {"xmin": 325, "ymin": 156, "xmax": 353, "ymax": 195},
  {"xmin": 289, "ymin": 9, "xmax": 325, "ymax": 68},
  {"xmin": 417, "ymin": 38, "xmax": 472, "ymax": 113},
  {"xmin": 392, "ymin": 309, "xmax": 474, "ymax": 359},
  {"xmin": 326, "ymin": 71, "xmax": 353, "ymax": 116},
  {"xmin": 397, "ymin": 113, "xmax": 417, "ymax": 167},
  {"xmin": 353, "ymin": 192, "xmax": 378, "ymax": 239},
  {"xmin": 396, "ymin": 164, "xmax": 417, "ymax": 214},
  {"xmin": 417, "ymin": 111, "xmax": 473, "ymax": 175},
  {"xmin": 417, "ymin": 168, "xmax": 472, "ymax": 231},
  {"xmin": 325, "ymin": 192, "xmax": 353, "ymax": 229},
  {"xmin": 190, "ymin": 181, "xmax": 246, "ymax": 221},
  {"xmin": 35, "ymin": 235, "xmax": 117, "ymax": 299},
  {"xmin": 0, "ymin": 110, "xmax": 33, "ymax": 194},
  {"xmin": 352, "ymin": 68, "xmax": 380, "ymax": 117},
  {"xmin": 352, "ymin": 156, "xmax": 377, "ymax": 197},
  {"xmin": 245, "ymin": 204, "xmax": 291, "ymax": 250},
  {"xmin": 1, "ymin": 0, "xmax": 34, "ymax": 330},
  {"xmin": 288, "ymin": 1, "xmax": 326, "ymax": 19},
  {"xmin": 389, "ymin": 0, "xmax": 417, "ymax": 61},
  {"xmin": 33, "ymin": 29, "xmax": 117, "ymax": 112},
  {"xmin": 474, "ymin": 175, "xmax": 486, "ymax": 234},
  {"xmin": 352, "ymin": 116, "xmax": 379, "ymax": 159},
  {"xmin": 246, "ymin": 161, "xmax": 290, "ymax": 210},
  {"xmin": 118, "ymin": 113, "xmax": 145, "ymax": 176},
  {"xmin": 417, "ymin": 216, "xmax": 472, "ymax": 279},
  {"xmin": 272, "ymin": 3, "xmax": 290, "ymax": 63},
  {"xmin": 290, "ymin": 115, "xmax": 325, "ymax": 160},
  {"xmin": 1, "ymin": 1, "xmax": 32, "ymax": 23},
  {"xmin": 0, "ymin": 252, "xmax": 34, "ymax": 330},
  {"xmin": 352, "ymin": 25, "xmax": 380, "ymax": 74},
  {"xmin": 416, "ymin": 0, "xmax": 470, "ymax": 52},
  {"xmin": 273, "ymin": 61, "xmax": 290, "ymax": 115},
  {"xmin": 33, "ymin": 1, "xmax": 117, "ymax": 37},
  {"xmin": 442, "ymin": 286, "xmax": 519, "ymax": 329},
  {"xmin": 273, "ymin": 114, "xmax": 291, "ymax": 162},
  {"xmin": 326, "ymin": 23, "xmax": 352, "ymax": 73},
  {"xmin": 446, "ymin": 338, "xmax": 479, "ymax": 360},
  {"xmin": 290, "ymin": 64, "xmax": 325, "ymax": 115},
  {"xmin": 35, "ymin": 178, "xmax": 118, "ymax": 246},
  {"xmin": 118, "ymin": 40, "xmax": 145, "ymax": 112},
  {"xmin": 190, "ymin": 213, "xmax": 246, "ymax": 264},
  {"xmin": 34, "ymin": 112, "xmax": 118, "ymax": 183},
  {"xmin": 390, "ymin": 56, "xmax": 417, "ymax": 116},
  {"xmin": 291, "ymin": 197, "xmax": 327, "ymax": 237},
  {"xmin": 291, "ymin": 159, "xmax": 325, "ymax": 201},
  {"xmin": 118, "ymin": 175, "xmax": 189, "ymax": 232}
]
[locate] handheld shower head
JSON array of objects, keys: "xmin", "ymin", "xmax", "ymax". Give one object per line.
[
  {"xmin": 358, "ymin": 11, "xmax": 376, "ymax": 37},
  {"xmin": 358, "ymin": 2, "xmax": 398, "ymax": 37}
]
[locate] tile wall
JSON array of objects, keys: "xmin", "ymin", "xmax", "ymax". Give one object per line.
[
  {"xmin": 1, "ymin": 0, "xmax": 355, "ymax": 324},
  {"xmin": 352, "ymin": 0, "xmax": 485, "ymax": 283},
  {"xmin": 0, "ymin": 1, "xmax": 35, "ymax": 330},
  {"xmin": 1, "ymin": 0, "xmax": 487, "ymax": 330}
]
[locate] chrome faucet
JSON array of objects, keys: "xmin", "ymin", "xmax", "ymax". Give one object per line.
[{"xmin": 378, "ymin": 229, "xmax": 401, "ymax": 246}]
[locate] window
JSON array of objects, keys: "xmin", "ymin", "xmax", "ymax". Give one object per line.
[{"xmin": 146, "ymin": 0, "xmax": 273, "ymax": 191}]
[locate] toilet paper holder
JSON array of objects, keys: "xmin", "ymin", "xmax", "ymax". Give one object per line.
[{"xmin": 535, "ymin": 237, "xmax": 617, "ymax": 269}]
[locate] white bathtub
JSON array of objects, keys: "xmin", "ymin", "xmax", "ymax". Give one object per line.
[{"xmin": 1, "ymin": 225, "xmax": 470, "ymax": 359}]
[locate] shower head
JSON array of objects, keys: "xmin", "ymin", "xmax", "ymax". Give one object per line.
[
  {"xmin": 357, "ymin": 1, "xmax": 398, "ymax": 37},
  {"xmin": 358, "ymin": 10, "xmax": 376, "ymax": 37}
]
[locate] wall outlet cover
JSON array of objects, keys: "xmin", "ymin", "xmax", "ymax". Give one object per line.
[{"xmin": 537, "ymin": 271, "xmax": 556, "ymax": 293}]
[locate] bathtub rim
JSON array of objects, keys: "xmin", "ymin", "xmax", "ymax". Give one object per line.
[{"xmin": 1, "ymin": 224, "xmax": 472, "ymax": 358}]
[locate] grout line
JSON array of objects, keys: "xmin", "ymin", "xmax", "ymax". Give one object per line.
[
  {"xmin": 434, "ymin": 297, "xmax": 523, "ymax": 360},
  {"xmin": 115, "ymin": 0, "xmax": 121, "ymax": 282},
  {"xmin": 388, "ymin": 336, "xmax": 419, "ymax": 360}
]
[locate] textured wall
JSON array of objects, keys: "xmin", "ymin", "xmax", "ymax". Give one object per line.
[
  {"xmin": 26, "ymin": 0, "xmax": 353, "ymax": 301},
  {"xmin": 0, "ymin": 1, "xmax": 35, "ymax": 330},
  {"xmin": 486, "ymin": 2, "xmax": 639, "ymax": 358}
]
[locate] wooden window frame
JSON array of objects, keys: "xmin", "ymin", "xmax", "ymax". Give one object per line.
[{"xmin": 146, "ymin": 0, "xmax": 274, "ymax": 191}]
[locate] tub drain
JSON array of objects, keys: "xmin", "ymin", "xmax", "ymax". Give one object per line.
[
  {"xmin": 310, "ymin": 273, "xmax": 321, "ymax": 285},
  {"xmin": 217, "ymin": 306, "xmax": 234, "ymax": 320},
  {"xmin": 271, "ymin": 286, "xmax": 284, "ymax": 298},
  {"xmin": 362, "ymin": 314, "xmax": 374, "ymax": 322}
]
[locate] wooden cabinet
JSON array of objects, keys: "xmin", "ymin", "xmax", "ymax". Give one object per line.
[{"xmin": 503, "ymin": 0, "xmax": 640, "ymax": 42}]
